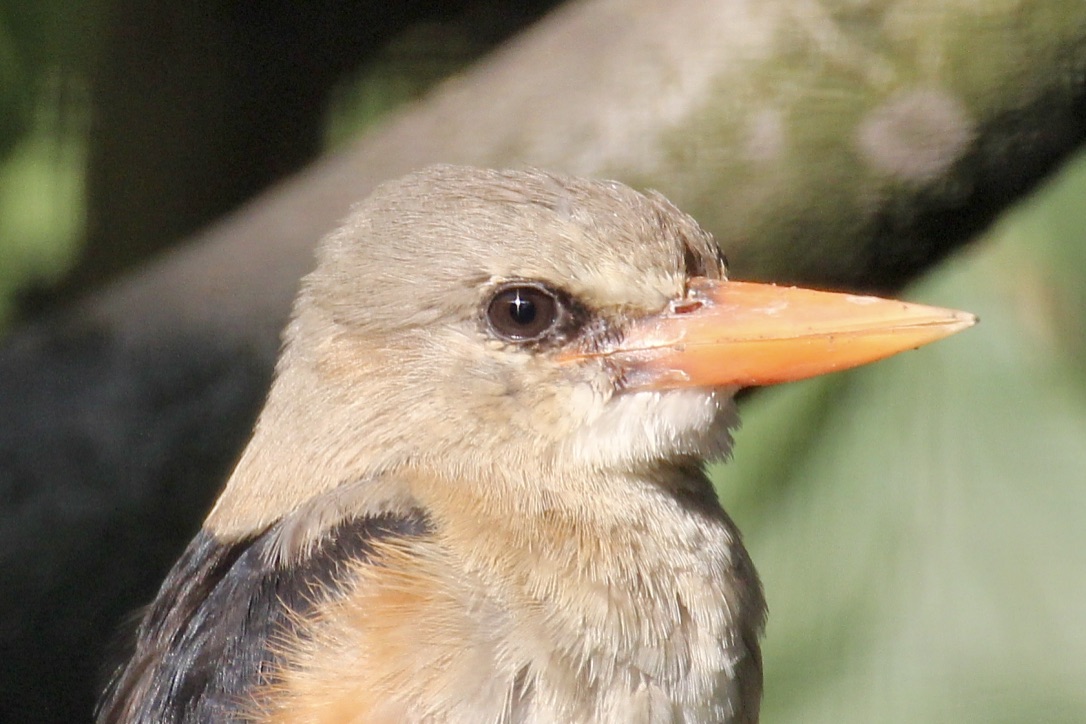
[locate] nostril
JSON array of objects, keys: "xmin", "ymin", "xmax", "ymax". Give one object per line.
[{"xmin": 671, "ymin": 299, "xmax": 703, "ymax": 315}]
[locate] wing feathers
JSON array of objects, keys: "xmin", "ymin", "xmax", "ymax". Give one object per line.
[{"xmin": 98, "ymin": 509, "xmax": 430, "ymax": 723}]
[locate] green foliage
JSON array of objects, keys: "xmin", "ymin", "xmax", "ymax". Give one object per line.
[
  {"xmin": 713, "ymin": 149, "xmax": 1086, "ymax": 722},
  {"xmin": 0, "ymin": 82, "xmax": 86, "ymax": 324},
  {"xmin": 0, "ymin": 0, "xmax": 99, "ymax": 325}
]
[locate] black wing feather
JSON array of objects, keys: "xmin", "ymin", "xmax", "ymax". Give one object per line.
[{"xmin": 98, "ymin": 510, "xmax": 430, "ymax": 723}]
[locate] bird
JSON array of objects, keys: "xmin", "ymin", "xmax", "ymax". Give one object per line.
[{"xmin": 98, "ymin": 165, "xmax": 975, "ymax": 723}]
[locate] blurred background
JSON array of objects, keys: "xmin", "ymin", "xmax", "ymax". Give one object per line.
[{"xmin": 1, "ymin": 1, "xmax": 1084, "ymax": 721}]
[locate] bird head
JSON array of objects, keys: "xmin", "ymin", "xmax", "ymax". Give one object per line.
[{"xmin": 208, "ymin": 165, "xmax": 974, "ymax": 535}]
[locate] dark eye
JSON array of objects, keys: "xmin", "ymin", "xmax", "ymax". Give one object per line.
[{"xmin": 486, "ymin": 284, "xmax": 560, "ymax": 341}]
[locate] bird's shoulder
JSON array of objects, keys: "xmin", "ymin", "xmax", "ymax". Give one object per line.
[{"xmin": 97, "ymin": 505, "xmax": 431, "ymax": 722}]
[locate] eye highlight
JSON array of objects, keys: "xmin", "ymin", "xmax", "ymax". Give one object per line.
[{"xmin": 486, "ymin": 284, "xmax": 561, "ymax": 341}]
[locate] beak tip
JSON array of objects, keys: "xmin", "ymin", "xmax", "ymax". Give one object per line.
[{"xmin": 948, "ymin": 309, "xmax": 979, "ymax": 333}]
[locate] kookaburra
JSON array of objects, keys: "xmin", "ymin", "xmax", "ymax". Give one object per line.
[{"xmin": 99, "ymin": 165, "xmax": 974, "ymax": 723}]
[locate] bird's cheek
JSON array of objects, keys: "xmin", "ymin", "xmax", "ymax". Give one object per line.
[
  {"xmin": 559, "ymin": 387, "xmax": 736, "ymax": 467},
  {"xmin": 560, "ymin": 374, "xmax": 615, "ymax": 430}
]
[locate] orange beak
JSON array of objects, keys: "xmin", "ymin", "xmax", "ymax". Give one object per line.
[{"xmin": 563, "ymin": 278, "xmax": 976, "ymax": 390}]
